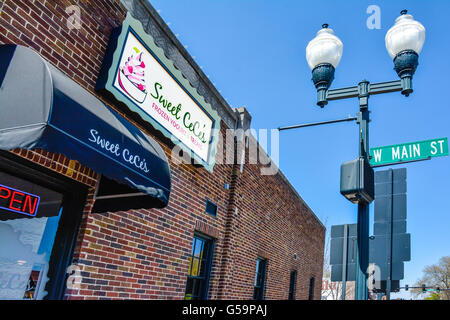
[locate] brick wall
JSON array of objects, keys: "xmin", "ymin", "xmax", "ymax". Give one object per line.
[
  {"xmin": 0, "ymin": 0, "xmax": 325, "ymax": 300},
  {"xmin": 9, "ymin": 148, "xmax": 98, "ymax": 187},
  {"xmin": 212, "ymin": 136, "xmax": 325, "ymax": 300}
]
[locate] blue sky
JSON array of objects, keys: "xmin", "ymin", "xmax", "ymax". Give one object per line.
[{"xmin": 149, "ymin": 0, "xmax": 450, "ymax": 298}]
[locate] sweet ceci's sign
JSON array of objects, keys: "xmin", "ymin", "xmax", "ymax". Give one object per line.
[{"xmin": 96, "ymin": 13, "xmax": 221, "ymax": 171}]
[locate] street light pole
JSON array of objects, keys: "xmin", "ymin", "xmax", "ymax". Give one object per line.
[
  {"xmin": 280, "ymin": 79, "xmax": 405, "ymax": 299},
  {"xmin": 304, "ymin": 10, "xmax": 425, "ymax": 300},
  {"xmin": 356, "ymin": 80, "xmax": 370, "ymax": 301},
  {"xmin": 314, "ymin": 77, "xmax": 417, "ymax": 300},
  {"xmin": 324, "ymin": 79, "xmax": 404, "ymax": 300}
]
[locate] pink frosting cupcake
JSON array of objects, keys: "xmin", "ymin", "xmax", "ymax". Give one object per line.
[{"xmin": 118, "ymin": 52, "xmax": 148, "ymax": 103}]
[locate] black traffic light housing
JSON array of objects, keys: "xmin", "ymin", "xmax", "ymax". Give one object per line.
[
  {"xmin": 422, "ymin": 284, "xmax": 426, "ymax": 293},
  {"xmin": 340, "ymin": 157, "xmax": 374, "ymax": 204}
]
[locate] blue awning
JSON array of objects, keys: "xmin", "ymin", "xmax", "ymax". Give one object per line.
[{"xmin": 0, "ymin": 45, "xmax": 171, "ymax": 209}]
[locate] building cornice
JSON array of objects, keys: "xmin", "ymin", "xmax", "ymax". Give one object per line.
[{"xmin": 120, "ymin": 0, "xmax": 238, "ymax": 129}]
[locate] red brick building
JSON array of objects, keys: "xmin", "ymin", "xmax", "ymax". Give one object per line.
[{"xmin": 0, "ymin": 0, "xmax": 325, "ymax": 300}]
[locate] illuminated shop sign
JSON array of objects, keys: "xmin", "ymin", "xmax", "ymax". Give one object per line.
[
  {"xmin": 0, "ymin": 184, "xmax": 40, "ymax": 217},
  {"xmin": 96, "ymin": 13, "xmax": 221, "ymax": 172}
]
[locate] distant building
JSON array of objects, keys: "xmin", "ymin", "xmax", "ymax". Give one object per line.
[{"xmin": 322, "ymin": 279, "xmax": 355, "ymax": 300}]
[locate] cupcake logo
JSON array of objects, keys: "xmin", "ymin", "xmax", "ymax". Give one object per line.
[{"xmin": 118, "ymin": 47, "xmax": 147, "ymax": 103}]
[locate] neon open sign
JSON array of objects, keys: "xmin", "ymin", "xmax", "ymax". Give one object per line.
[{"xmin": 0, "ymin": 183, "xmax": 40, "ymax": 217}]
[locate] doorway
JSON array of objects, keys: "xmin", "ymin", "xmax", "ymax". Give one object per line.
[{"xmin": 0, "ymin": 151, "xmax": 88, "ymax": 300}]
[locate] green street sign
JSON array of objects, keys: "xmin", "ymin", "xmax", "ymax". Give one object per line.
[{"xmin": 370, "ymin": 138, "xmax": 448, "ymax": 166}]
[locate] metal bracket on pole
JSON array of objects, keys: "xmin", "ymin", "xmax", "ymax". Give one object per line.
[
  {"xmin": 371, "ymin": 156, "xmax": 432, "ymax": 168},
  {"xmin": 278, "ymin": 116, "xmax": 357, "ymax": 131},
  {"xmin": 327, "ymin": 80, "xmax": 402, "ymax": 101}
]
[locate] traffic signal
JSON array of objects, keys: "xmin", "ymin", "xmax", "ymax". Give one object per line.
[
  {"xmin": 436, "ymin": 287, "xmax": 440, "ymax": 293},
  {"xmin": 422, "ymin": 284, "xmax": 426, "ymax": 293},
  {"xmin": 405, "ymin": 284, "xmax": 409, "ymax": 291}
]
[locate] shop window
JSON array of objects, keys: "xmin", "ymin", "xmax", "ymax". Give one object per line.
[
  {"xmin": 308, "ymin": 277, "xmax": 315, "ymax": 300},
  {"xmin": 185, "ymin": 234, "xmax": 214, "ymax": 300},
  {"xmin": 0, "ymin": 151, "xmax": 87, "ymax": 300},
  {"xmin": 288, "ymin": 270, "xmax": 297, "ymax": 300},
  {"xmin": 253, "ymin": 257, "xmax": 267, "ymax": 300},
  {"xmin": 205, "ymin": 200, "xmax": 217, "ymax": 217},
  {"xmin": 0, "ymin": 170, "xmax": 63, "ymax": 299}
]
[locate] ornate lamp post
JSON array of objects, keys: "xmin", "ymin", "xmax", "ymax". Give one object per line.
[
  {"xmin": 386, "ymin": 10, "xmax": 426, "ymax": 96},
  {"xmin": 305, "ymin": 10, "xmax": 425, "ymax": 300},
  {"xmin": 306, "ymin": 23, "xmax": 343, "ymax": 107}
]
